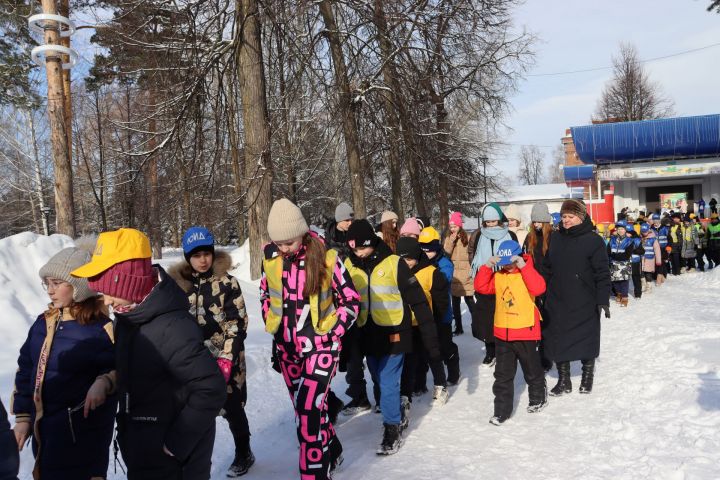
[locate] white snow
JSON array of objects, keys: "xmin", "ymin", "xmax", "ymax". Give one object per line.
[{"xmin": 2, "ymin": 231, "xmax": 720, "ymax": 479}]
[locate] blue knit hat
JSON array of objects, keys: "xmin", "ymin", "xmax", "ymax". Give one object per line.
[{"xmin": 182, "ymin": 226, "xmax": 215, "ymax": 261}]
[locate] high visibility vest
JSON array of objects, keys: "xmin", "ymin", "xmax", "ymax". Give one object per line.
[
  {"xmin": 263, "ymin": 249, "xmax": 339, "ymax": 335},
  {"xmin": 643, "ymin": 237, "xmax": 656, "ymax": 259},
  {"xmin": 610, "ymin": 236, "xmax": 631, "ymax": 254},
  {"xmin": 670, "ymin": 225, "xmax": 681, "ymax": 243},
  {"xmin": 344, "ymin": 255, "xmax": 404, "ymax": 328},
  {"xmin": 494, "ymin": 272, "xmax": 538, "ymax": 329},
  {"xmin": 654, "ymin": 226, "xmax": 668, "ymax": 247},
  {"xmin": 410, "ymin": 265, "xmax": 435, "ymax": 326}
]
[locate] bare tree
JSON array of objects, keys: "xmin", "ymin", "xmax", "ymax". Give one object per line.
[
  {"xmin": 546, "ymin": 144, "xmax": 565, "ymax": 183},
  {"xmin": 518, "ymin": 145, "xmax": 545, "ymax": 185},
  {"xmin": 594, "ymin": 43, "xmax": 674, "ymax": 122},
  {"xmin": 708, "ymin": 1, "xmax": 720, "ymax": 12}
]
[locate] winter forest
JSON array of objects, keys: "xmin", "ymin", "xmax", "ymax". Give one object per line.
[{"xmin": 1, "ymin": 0, "xmax": 534, "ymax": 277}]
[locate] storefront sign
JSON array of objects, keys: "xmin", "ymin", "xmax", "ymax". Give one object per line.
[{"xmin": 597, "ymin": 160, "xmax": 720, "ymax": 181}]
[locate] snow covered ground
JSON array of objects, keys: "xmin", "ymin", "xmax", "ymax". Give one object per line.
[{"xmin": 2, "ymin": 232, "xmax": 719, "ymax": 479}]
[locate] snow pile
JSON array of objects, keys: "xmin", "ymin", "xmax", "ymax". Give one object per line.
[
  {"xmin": 2, "ymin": 231, "xmax": 720, "ymax": 478},
  {"xmin": 0, "ymin": 232, "xmax": 74, "ymax": 371},
  {"xmin": 227, "ymin": 239, "xmax": 253, "ymax": 283}
]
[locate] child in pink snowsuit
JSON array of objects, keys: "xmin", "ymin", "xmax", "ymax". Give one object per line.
[{"xmin": 260, "ymin": 199, "xmax": 360, "ymax": 480}]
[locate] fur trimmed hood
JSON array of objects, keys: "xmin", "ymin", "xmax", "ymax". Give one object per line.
[{"xmin": 167, "ymin": 250, "xmax": 233, "ymax": 293}]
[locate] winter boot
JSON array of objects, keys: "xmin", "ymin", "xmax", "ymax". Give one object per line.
[
  {"xmin": 376, "ymin": 424, "xmax": 404, "ymax": 455},
  {"xmin": 550, "ymin": 361, "xmax": 572, "ymax": 396},
  {"xmin": 400, "ymin": 395, "xmax": 411, "ymax": 431},
  {"xmin": 446, "ymin": 355, "xmax": 461, "ymax": 386},
  {"xmin": 430, "ymin": 386, "xmax": 449, "ymax": 407},
  {"xmin": 579, "ymin": 359, "xmax": 595, "ymax": 394},
  {"xmin": 489, "ymin": 415, "xmax": 509, "ymax": 426},
  {"xmin": 329, "ymin": 437, "xmax": 344, "ymax": 476},
  {"xmin": 527, "ymin": 399, "xmax": 548, "ymax": 413},
  {"xmin": 619, "ymin": 297, "xmax": 629, "ymax": 307},
  {"xmin": 527, "ymin": 379, "xmax": 548, "ymax": 413},
  {"xmin": 656, "ymin": 273, "xmax": 665, "ymax": 285},
  {"xmin": 327, "ymin": 390, "xmax": 344, "ymax": 424},
  {"xmin": 341, "ymin": 396, "xmax": 372, "ymax": 416},
  {"xmin": 482, "ymin": 342, "xmax": 496, "ymax": 367},
  {"xmin": 227, "ymin": 450, "xmax": 255, "ymax": 478},
  {"xmin": 641, "ymin": 278, "xmax": 648, "ymax": 292},
  {"xmin": 615, "ymin": 293, "xmax": 622, "ymax": 303}
]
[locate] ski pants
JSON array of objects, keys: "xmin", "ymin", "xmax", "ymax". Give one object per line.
[
  {"xmin": 631, "ymin": 263, "xmax": 642, "ymax": 298},
  {"xmin": 493, "ymin": 339, "xmax": 546, "ymax": 418},
  {"xmin": 612, "ymin": 280, "xmax": 629, "ymax": 297},
  {"xmin": 341, "ymin": 324, "xmax": 370, "ymax": 403},
  {"xmin": 696, "ymin": 248, "xmax": 706, "ymax": 271},
  {"xmin": 223, "ymin": 377, "xmax": 251, "ymax": 456},
  {"xmin": 279, "ymin": 350, "xmax": 341, "ymax": 480},
  {"xmin": 367, "ymin": 354, "xmax": 404, "ymax": 425},
  {"xmin": 402, "ymin": 328, "xmax": 448, "ymax": 399},
  {"xmin": 451, "ymin": 295, "xmax": 475, "ymax": 332},
  {"xmin": 670, "ymin": 249, "xmax": 682, "ymax": 275}
]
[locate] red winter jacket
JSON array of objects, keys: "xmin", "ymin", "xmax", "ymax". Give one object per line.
[{"xmin": 474, "ymin": 254, "xmax": 546, "ymax": 342}]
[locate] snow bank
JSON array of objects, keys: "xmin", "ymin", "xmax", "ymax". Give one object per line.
[{"xmin": 0, "ymin": 232, "xmax": 74, "ymax": 371}]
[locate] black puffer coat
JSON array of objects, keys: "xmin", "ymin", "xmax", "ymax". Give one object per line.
[
  {"xmin": 114, "ymin": 266, "xmax": 226, "ymax": 479},
  {"xmin": 543, "ymin": 216, "xmax": 611, "ymax": 362},
  {"xmin": 0, "ymin": 399, "xmax": 18, "ymax": 480}
]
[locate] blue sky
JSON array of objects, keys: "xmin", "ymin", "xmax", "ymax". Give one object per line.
[{"xmin": 500, "ymin": 0, "xmax": 720, "ymax": 183}]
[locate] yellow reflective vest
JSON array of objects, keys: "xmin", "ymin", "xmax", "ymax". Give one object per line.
[
  {"xmin": 263, "ymin": 249, "xmax": 338, "ymax": 335},
  {"xmin": 494, "ymin": 272, "xmax": 537, "ymax": 329},
  {"xmin": 344, "ymin": 255, "xmax": 404, "ymax": 328},
  {"xmin": 410, "ymin": 265, "xmax": 434, "ymax": 326}
]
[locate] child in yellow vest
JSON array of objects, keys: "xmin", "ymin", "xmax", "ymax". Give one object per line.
[
  {"xmin": 474, "ymin": 240, "xmax": 547, "ymax": 425},
  {"xmin": 396, "ymin": 237, "xmax": 449, "ymax": 407}
]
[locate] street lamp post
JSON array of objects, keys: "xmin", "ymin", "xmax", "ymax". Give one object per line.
[{"xmin": 40, "ymin": 206, "xmax": 51, "ymax": 235}]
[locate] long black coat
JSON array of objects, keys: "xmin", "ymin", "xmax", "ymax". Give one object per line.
[
  {"xmin": 543, "ymin": 216, "xmax": 610, "ymax": 362},
  {"xmin": 0, "ymin": 399, "xmax": 19, "ymax": 480},
  {"xmin": 115, "ymin": 267, "xmax": 226, "ymax": 480}
]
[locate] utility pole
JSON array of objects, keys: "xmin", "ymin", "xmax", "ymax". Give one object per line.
[{"xmin": 29, "ymin": 3, "xmax": 77, "ymax": 237}]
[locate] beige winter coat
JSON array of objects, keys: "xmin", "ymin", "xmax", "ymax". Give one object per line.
[{"xmin": 444, "ymin": 235, "xmax": 475, "ymax": 297}]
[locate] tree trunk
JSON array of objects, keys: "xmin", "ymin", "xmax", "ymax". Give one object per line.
[
  {"xmin": 434, "ymin": 98, "xmax": 450, "ymax": 230},
  {"xmin": 58, "ymin": 0, "xmax": 72, "ymax": 159},
  {"xmin": 237, "ymin": 0, "xmax": 273, "ymax": 280},
  {"xmin": 373, "ymin": 0, "xmax": 403, "ymax": 219},
  {"xmin": 226, "ymin": 81, "xmax": 246, "ymax": 244},
  {"xmin": 93, "ymin": 91, "xmax": 108, "ymax": 230},
  {"xmin": 319, "ymin": 0, "xmax": 366, "ymax": 218},
  {"xmin": 398, "ymin": 103, "xmax": 426, "ymax": 217},
  {"xmin": 40, "ymin": 0, "xmax": 75, "ymax": 237},
  {"xmin": 27, "ymin": 112, "xmax": 50, "ymax": 235},
  {"xmin": 147, "ymin": 88, "xmax": 162, "ymax": 258}
]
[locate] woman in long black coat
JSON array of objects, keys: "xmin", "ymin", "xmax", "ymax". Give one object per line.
[{"xmin": 543, "ymin": 199, "xmax": 611, "ymax": 396}]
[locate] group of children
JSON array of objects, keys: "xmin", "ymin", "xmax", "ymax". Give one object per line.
[{"xmin": 18, "ymin": 196, "xmax": 712, "ymax": 480}]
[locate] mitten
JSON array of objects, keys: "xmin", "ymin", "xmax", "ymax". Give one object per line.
[{"xmin": 217, "ymin": 358, "xmax": 233, "ymax": 383}]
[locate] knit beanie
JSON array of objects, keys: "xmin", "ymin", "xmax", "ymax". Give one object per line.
[
  {"xmin": 449, "ymin": 212, "xmax": 463, "ymax": 228},
  {"xmin": 39, "ymin": 242, "xmax": 97, "ymax": 302},
  {"xmin": 396, "ymin": 236, "xmax": 423, "ymax": 260},
  {"xmin": 482, "ymin": 203, "xmax": 504, "ymax": 223},
  {"xmin": 504, "ymin": 204, "xmax": 521, "ymax": 222},
  {"xmin": 334, "ymin": 202, "xmax": 354, "ymax": 222},
  {"xmin": 267, "ymin": 198, "xmax": 309, "ymax": 242},
  {"xmin": 399, "ymin": 218, "xmax": 422, "ymax": 237},
  {"xmin": 560, "ymin": 198, "xmax": 587, "ymax": 220},
  {"xmin": 88, "ymin": 258, "xmax": 157, "ymax": 304},
  {"xmin": 346, "ymin": 219, "xmax": 379, "ymax": 249},
  {"xmin": 380, "ymin": 210, "xmax": 399, "ymax": 223},
  {"xmin": 530, "ymin": 202, "xmax": 552, "ymax": 223}
]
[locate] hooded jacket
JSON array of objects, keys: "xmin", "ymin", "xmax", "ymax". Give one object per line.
[
  {"xmin": 641, "ymin": 230, "xmax": 663, "ymax": 273},
  {"xmin": 114, "ymin": 266, "xmax": 226, "ymax": 473},
  {"xmin": 429, "ymin": 251, "xmax": 455, "ymax": 325},
  {"xmin": 442, "ymin": 232, "xmax": 474, "ymax": 297}
]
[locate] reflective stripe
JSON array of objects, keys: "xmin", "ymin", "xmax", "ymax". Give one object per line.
[
  {"xmin": 370, "ymin": 285, "xmax": 400, "ymax": 295},
  {"xmin": 372, "ymin": 300, "xmax": 405, "ymax": 311}
]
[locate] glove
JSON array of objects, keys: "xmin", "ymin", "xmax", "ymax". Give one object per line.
[
  {"xmin": 486, "ymin": 256, "xmax": 500, "ymax": 268},
  {"xmin": 511, "ymin": 255, "xmax": 526, "ymax": 269},
  {"xmin": 216, "ymin": 358, "xmax": 233, "ymax": 383},
  {"xmin": 598, "ymin": 305, "xmax": 610, "ymax": 319}
]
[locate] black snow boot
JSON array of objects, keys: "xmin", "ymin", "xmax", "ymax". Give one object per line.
[
  {"xmin": 341, "ymin": 395, "xmax": 372, "ymax": 416},
  {"xmin": 376, "ymin": 423, "xmax": 404, "ymax": 455},
  {"xmin": 227, "ymin": 450, "xmax": 255, "ymax": 478},
  {"xmin": 579, "ymin": 359, "xmax": 595, "ymax": 394},
  {"xmin": 446, "ymin": 353, "xmax": 461, "ymax": 385},
  {"xmin": 327, "ymin": 390, "xmax": 344, "ymax": 424},
  {"xmin": 550, "ymin": 361, "xmax": 572, "ymax": 396},
  {"xmin": 329, "ymin": 437, "xmax": 344, "ymax": 476}
]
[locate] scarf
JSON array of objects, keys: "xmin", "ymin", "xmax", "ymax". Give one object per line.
[{"xmin": 470, "ymin": 226, "xmax": 512, "ymax": 276}]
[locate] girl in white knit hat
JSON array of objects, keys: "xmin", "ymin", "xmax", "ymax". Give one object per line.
[{"xmin": 260, "ymin": 198, "xmax": 361, "ymax": 479}]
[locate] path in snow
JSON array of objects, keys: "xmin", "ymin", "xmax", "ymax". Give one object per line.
[{"xmin": 2, "ymin": 235, "xmax": 719, "ymax": 479}]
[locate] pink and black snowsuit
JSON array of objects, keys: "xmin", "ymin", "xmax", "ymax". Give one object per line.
[{"xmin": 260, "ymin": 243, "xmax": 360, "ymax": 480}]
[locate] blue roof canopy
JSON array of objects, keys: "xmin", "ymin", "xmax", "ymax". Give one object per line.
[
  {"xmin": 570, "ymin": 114, "xmax": 720, "ymax": 164},
  {"xmin": 563, "ymin": 165, "xmax": 595, "ymax": 183}
]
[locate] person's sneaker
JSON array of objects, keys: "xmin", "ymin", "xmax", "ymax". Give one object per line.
[
  {"xmin": 374, "ymin": 404, "xmax": 382, "ymax": 414},
  {"xmin": 341, "ymin": 396, "xmax": 372, "ymax": 416},
  {"xmin": 447, "ymin": 374, "xmax": 460, "ymax": 386},
  {"xmin": 482, "ymin": 354, "xmax": 496, "ymax": 368},
  {"xmin": 329, "ymin": 453, "xmax": 344, "ymax": 475},
  {"xmin": 376, "ymin": 424, "xmax": 404, "ymax": 455},
  {"xmin": 227, "ymin": 450, "xmax": 255, "ymax": 477},
  {"xmin": 430, "ymin": 386, "xmax": 449, "ymax": 407},
  {"xmin": 400, "ymin": 395, "xmax": 411, "ymax": 431},
  {"xmin": 489, "ymin": 415, "xmax": 509, "ymax": 426},
  {"xmin": 526, "ymin": 399, "xmax": 548, "ymax": 413}
]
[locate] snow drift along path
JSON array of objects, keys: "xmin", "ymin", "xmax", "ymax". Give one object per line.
[{"xmin": 2, "ymin": 232, "xmax": 719, "ymax": 479}]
